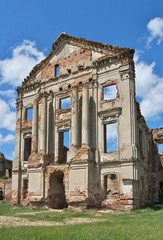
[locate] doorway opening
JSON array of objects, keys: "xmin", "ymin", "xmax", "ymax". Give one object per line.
[{"xmin": 49, "ymin": 171, "xmax": 67, "ymax": 209}]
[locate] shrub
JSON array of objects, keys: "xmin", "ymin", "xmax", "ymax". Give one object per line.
[{"xmin": 1, "ymin": 176, "xmax": 10, "ymax": 180}]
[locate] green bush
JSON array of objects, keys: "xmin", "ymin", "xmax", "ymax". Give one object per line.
[{"xmin": 1, "ymin": 176, "xmax": 10, "ymax": 179}]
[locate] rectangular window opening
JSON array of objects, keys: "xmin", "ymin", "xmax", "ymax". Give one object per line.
[
  {"xmin": 63, "ymin": 131, "xmax": 69, "ymax": 149},
  {"xmin": 158, "ymin": 144, "xmax": 163, "ymax": 153},
  {"xmin": 26, "ymin": 108, "xmax": 33, "ymax": 121},
  {"xmin": 58, "ymin": 131, "xmax": 69, "ymax": 163},
  {"xmin": 103, "ymin": 85, "xmax": 117, "ymax": 100},
  {"xmin": 24, "ymin": 137, "xmax": 32, "ymax": 161},
  {"xmin": 55, "ymin": 64, "xmax": 59, "ymax": 77},
  {"xmin": 104, "ymin": 123, "xmax": 117, "ymax": 153},
  {"xmin": 60, "ymin": 97, "xmax": 70, "ymax": 110},
  {"xmin": 104, "ymin": 174, "xmax": 118, "ymax": 198}
]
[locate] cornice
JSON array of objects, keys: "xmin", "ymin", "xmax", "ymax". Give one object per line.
[{"xmin": 94, "ymin": 49, "xmax": 135, "ymax": 67}]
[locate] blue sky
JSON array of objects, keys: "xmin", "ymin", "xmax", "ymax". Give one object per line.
[{"xmin": 0, "ymin": 0, "xmax": 163, "ymax": 159}]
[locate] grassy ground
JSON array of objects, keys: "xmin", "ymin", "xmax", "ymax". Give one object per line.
[{"xmin": 0, "ymin": 202, "xmax": 163, "ymax": 240}]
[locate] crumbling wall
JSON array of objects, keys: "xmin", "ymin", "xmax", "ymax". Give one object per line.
[
  {"xmin": 0, "ymin": 153, "xmax": 12, "ymax": 178},
  {"xmin": 46, "ymin": 165, "xmax": 68, "ymax": 208},
  {"xmin": 152, "ymin": 128, "xmax": 163, "ymax": 199},
  {"xmin": 0, "ymin": 179, "xmax": 12, "ymax": 202},
  {"xmin": 12, "ymin": 34, "xmax": 163, "ymax": 211}
]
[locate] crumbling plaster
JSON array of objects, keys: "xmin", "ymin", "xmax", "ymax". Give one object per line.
[{"xmin": 11, "ymin": 33, "xmax": 163, "ymax": 210}]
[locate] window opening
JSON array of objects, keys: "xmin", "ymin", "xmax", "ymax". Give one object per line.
[
  {"xmin": 67, "ymin": 69, "xmax": 71, "ymax": 74},
  {"xmin": 78, "ymin": 65, "xmax": 84, "ymax": 70},
  {"xmin": 63, "ymin": 131, "xmax": 69, "ymax": 149},
  {"xmin": 58, "ymin": 131, "xmax": 69, "ymax": 163},
  {"xmin": 60, "ymin": 97, "xmax": 70, "ymax": 109},
  {"xmin": 26, "ymin": 108, "xmax": 33, "ymax": 121},
  {"xmin": 103, "ymin": 85, "xmax": 117, "ymax": 100},
  {"xmin": 55, "ymin": 64, "xmax": 59, "ymax": 77},
  {"xmin": 104, "ymin": 123, "xmax": 117, "ymax": 152},
  {"xmin": 104, "ymin": 174, "xmax": 118, "ymax": 197},
  {"xmin": 158, "ymin": 143, "xmax": 163, "ymax": 153},
  {"xmin": 0, "ymin": 187, "xmax": 3, "ymax": 200},
  {"xmin": 24, "ymin": 137, "xmax": 32, "ymax": 161}
]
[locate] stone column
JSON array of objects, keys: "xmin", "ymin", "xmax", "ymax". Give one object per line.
[
  {"xmin": 53, "ymin": 97, "xmax": 57, "ymax": 163},
  {"xmin": 71, "ymin": 87, "xmax": 79, "ymax": 147},
  {"xmin": 40, "ymin": 95, "xmax": 47, "ymax": 154},
  {"xmin": 82, "ymin": 84, "xmax": 89, "ymax": 147},
  {"xmin": 92, "ymin": 83, "xmax": 98, "ymax": 149},
  {"xmin": 32, "ymin": 99, "xmax": 38, "ymax": 153},
  {"xmin": 47, "ymin": 96, "xmax": 54, "ymax": 156}
]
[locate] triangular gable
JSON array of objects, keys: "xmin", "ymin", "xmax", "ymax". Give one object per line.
[{"xmin": 20, "ymin": 33, "xmax": 131, "ymax": 89}]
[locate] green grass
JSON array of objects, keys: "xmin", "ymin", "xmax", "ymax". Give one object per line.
[
  {"xmin": 0, "ymin": 201, "xmax": 47, "ymax": 216},
  {"xmin": 0, "ymin": 202, "xmax": 162, "ymax": 240}
]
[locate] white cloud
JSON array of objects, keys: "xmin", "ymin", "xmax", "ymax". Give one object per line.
[
  {"xmin": 0, "ymin": 89, "xmax": 16, "ymax": 108},
  {"xmin": 140, "ymin": 81, "xmax": 163, "ymax": 118},
  {"xmin": 135, "ymin": 51, "xmax": 163, "ymax": 119},
  {"xmin": 147, "ymin": 17, "xmax": 163, "ymax": 47},
  {"xmin": 107, "ymin": 123, "xmax": 117, "ymax": 140},
  {"xmin": 0, "ymin": 133, "xmax": 15, "ymax": 145},
  {"xmin": 61, "ymin": 97, "xmax": 70, "ymax": 109},
  {"xmin": 0, "ymin": 40, "xmax": 45, "ymax": 86},
  {"xmin": 0, "ymin": 99, "xmax": 16, "ymax": 131},
  {"xmin": 104, "ymin": 85, "xmax": 117, "ymax": 100}
]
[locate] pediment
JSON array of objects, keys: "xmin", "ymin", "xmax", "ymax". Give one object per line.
[{"xmin": 20, "ymin": 33, "xmax": 131, "ymax": 89}]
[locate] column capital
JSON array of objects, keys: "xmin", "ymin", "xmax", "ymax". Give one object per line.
[
  {"xmin": 83, "ymin": 82, "xmax": 89, "ymax": 89},
  {"xmin": 72, "ymin": 85, "xmax": 78, "ymax": 91},
  {"xmin": 33, "ymin": 98, "xmax": 38, "ymax": 105}
]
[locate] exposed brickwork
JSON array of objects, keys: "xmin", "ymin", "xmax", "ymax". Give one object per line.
[
  {"xmin": 11, "ymin": 34, "xmax": 162, "ymax": 210},
  {"xmin": 0, "ymin": 179, "xmax": 12, "ymax": 202},
  {"xmin": 0, "ymin": 153, "xmax": 12, "ymax": 178}
]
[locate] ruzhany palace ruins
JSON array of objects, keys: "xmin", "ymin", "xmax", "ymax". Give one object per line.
[{"xmin": 1, "ymin": 33, "xmax": 163, "ymax": 210}]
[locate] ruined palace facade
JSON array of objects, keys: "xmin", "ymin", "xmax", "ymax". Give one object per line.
[{"xmin": 12, "ymin": 34, "xmax": 163, "ymax": 210}]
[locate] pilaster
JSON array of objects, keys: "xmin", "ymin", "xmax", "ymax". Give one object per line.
[
  {"xmin": 40, "ymin": 94, "xmax": 47, "ymax": 154},
  {"xmin": 32, "ymin": 99, "xmax": 38, "ymax": 153},
  {"xmin": 82, "ymin": 84, "xmax": 89, "ymax": 147},
  {"xmin": 71, "ymin": 86, "xmax": 79, "ymax": 148}
]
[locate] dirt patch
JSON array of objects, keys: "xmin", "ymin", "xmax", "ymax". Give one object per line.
[{"xmin": 0, "ymin": 216, "xmax": 105, "ymax": 228}]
